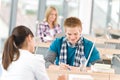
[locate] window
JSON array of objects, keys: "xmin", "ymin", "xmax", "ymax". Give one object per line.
[
  {"xmin": 0, "ymin": 0, "xmax": 11, "ymax": 54},
  {"xmin": 16, "ymin": 0, "xmax": 39, "ymax": 35},
  {"xmin": 91, "ymin": 0, "xmax": 120, "ymax": 38}
]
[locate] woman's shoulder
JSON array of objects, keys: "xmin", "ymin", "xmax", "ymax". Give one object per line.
[
  {"xmin": 38, "ymin": 21, "xmax": 49, "ymax": 29},
  {"xmin": 55, "ymin": 23, "xmax": 60, "ymax": 27},
  {"xmin": 34, "ymin": 54, "xmax": 44, "ymax": 62},
  {"xmin": 19, "ymin": 50, "xmax": 44, "ymax": 63},
  {"xmin": 24, "ymin": 54, "xmax": 45, "ymax": 67},
  {"xmin": 39, "ymin": 21, "xmax": 49, "ymax": 26},
  {"xmin": 29, "ymin": 53, "xmax": 44, "ymax": 62}
]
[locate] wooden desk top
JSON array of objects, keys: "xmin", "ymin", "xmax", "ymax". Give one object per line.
[
  {"xmin": 47, "ymin": 69, "xmax": 120, "ymax": 80},
  {"xmin": 36, "ymin": 37, "xmax": 120, "ymax": 48},
  {"xmin": 98, "ymin": 48, "xmax": 120, "ymax": 60},
  {"xmin": 47, "ymin": 69, "xmax": 109, "ymax": 80},
  {"xmin": 98, "ymin": 47, "xmax": 120, "ymax": 54},
  {"xmin": 109, "ymin": 30, "xmax": 120, "ymax": 36},
  {"xmin": 84, "ymin": 36, "xmax": 120, "ymax": 44},
  {"xmin": 37, "ymin": 42, "xmax": 51, "ymax": 47}
]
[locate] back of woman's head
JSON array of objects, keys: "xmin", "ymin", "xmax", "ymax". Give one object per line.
[
  {"xmin": 12, "ymin": 25, "xmax": 34, "ymax": 48},
  {"xmin": 2, "ymin": 25, "xmax": 34, "ymax": 70}
]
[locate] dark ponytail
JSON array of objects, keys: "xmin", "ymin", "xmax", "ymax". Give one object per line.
[
  {"xmin": 2, "ymin": 25, "xmax": 34, "ymax": 70},
  {"xmin": 2, "ymin": 35, "xmax": 19, "ymax": 70}
]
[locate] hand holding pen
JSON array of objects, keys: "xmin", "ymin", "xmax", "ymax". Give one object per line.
[{"xmin": 59, "ymin": 63, "xmax": 71, "ymax": 70}]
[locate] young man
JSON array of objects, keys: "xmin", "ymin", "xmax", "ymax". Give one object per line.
[{"xmin": 45, "ymin": 17, "xmax": 101, "ymax": 70}]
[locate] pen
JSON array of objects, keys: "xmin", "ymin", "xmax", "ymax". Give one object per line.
[{"xmin": 67, "ymin": 66, "xmax": 71, "ymax": 70}]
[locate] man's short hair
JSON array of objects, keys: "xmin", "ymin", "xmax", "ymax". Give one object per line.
[{"xmin": 64, "ymin": 17, "xmax": 82, "ymax": 29}]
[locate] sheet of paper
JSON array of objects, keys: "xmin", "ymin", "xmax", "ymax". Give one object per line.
[{"xmin": 69, "ymin": 74, "xmax": 93, "ymax": 80}]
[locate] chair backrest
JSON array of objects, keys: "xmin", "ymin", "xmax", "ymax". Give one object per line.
[{"xmin": 111, "ymin": 54, "xmax": 120, "ymax": 74}]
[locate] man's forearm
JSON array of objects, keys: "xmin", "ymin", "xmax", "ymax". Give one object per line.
[{"xmin": 44, "ymin": 50, "xmax": 56, "ymax": 68}]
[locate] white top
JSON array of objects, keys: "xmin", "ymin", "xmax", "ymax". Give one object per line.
[
  {"xmin": 1, "ymin": 49, "xmax": 49, "ymax": 80},
  {"xmin": 49, "ymin": 29, "xmax": 55, "ymax": 37}
]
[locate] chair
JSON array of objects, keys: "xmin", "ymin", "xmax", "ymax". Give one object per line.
[
  {"xmin": 35, "ymin": 42, "xmax": 50, "ymax": 57},
  {"xmin": 111, "ymin": 54, "xmax": 120, "ymax": 74}
]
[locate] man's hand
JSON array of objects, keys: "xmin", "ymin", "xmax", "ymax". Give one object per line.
[
  {"xmin": 48, "ymin": 63, "xmax": 70, "ymax": 70},
  {"xmin": 59, "ymin": 63, "xmax": 70, "ymax": 70}
]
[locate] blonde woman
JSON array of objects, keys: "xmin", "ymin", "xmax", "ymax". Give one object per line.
[{"xmin": 37, "ymin": 6, "xmax": 62, "ymax": 42}]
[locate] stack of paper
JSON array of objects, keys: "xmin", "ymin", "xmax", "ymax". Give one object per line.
[{"xmin": 91, "ymin": 63, "xmax": 114, "ymax": 73}]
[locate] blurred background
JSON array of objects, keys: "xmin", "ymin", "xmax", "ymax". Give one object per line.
[{"xmin": 0, "ymin": 0, "xmax": 120, "ymax": 64}]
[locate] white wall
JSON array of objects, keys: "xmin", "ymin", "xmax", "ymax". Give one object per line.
[{"xmin": 79, "ymin": 0, "xmax": 92, "ymax": 34}]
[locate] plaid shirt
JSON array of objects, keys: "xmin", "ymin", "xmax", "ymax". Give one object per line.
[{"xmin": 37, "ymin": 21, "xmax": 62, "ymax": 42}]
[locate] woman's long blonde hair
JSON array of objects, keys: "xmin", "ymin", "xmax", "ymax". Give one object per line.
[{"xmin": 45, "ymin": 6, "xmax": 58, "ymax": 26}]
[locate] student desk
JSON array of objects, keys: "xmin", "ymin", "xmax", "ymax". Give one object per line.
[
  {"xmin": 37, "ymin": 42, "xmax": 120, "ymax": 79},
  {"xmin": 35, "ymin": 42, "xmax": 50, "ymax": 56},
  {"xmin": 36, "ymin": 42, "xmax": 119, "ymax": 60},
  {"xmin": 47, "ymin": 69, "xmax": 120, "ymax": 80},
  {"xmin": 37, "ymin": 42, "xmax": 51, "ymax": 48}
]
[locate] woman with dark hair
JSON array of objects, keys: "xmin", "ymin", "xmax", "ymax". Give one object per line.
[{"xmin": 1, "ymin": 25, "xmax": 49, "ymax": 80}]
